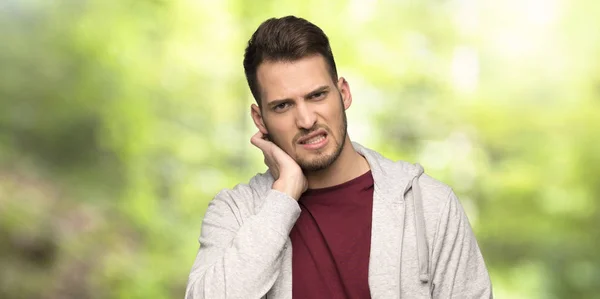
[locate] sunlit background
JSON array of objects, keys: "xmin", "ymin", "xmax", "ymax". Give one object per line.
[{"xmin": 1, "ymin": 0, "xmax": 599, "ymax": 298}]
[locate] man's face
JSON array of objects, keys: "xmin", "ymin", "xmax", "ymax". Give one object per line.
[{"xmin": 251, "ymin": 55, "xmax": 352, "ymax": 172}]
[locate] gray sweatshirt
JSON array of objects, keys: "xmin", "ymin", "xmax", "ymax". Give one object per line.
[{"xmin": 185, "ymin": 142, "xmax": 493, "ymax": 298}]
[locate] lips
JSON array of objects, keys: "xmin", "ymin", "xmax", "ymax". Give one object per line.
[
  {"xmin": 297, "ymin": 129, "xmax": 328, "ymax": 144},
  {"xmin": 302, "ymin": 134, "xmax": 326, "ymax": 144}
]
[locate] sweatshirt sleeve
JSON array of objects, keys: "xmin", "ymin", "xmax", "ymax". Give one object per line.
[
  {"xmin": 430, "ymin": 190, "xmax": 493, "ymax": 298},
  {"xmin": 185, "ymin": 188, "xmax": 301, "ymax": 299}
]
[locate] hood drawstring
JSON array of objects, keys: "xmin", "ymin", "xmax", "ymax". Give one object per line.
[{"xmin": 404, "ymin": 163, "xmax": 429, "ymax": 284}]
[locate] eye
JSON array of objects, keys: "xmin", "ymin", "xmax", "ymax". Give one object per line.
[
  {"xmin": 273, "ymin": 102, "xmax": 291, "ymax": 112},
  {"xmin": 310, "ymin": 91, "xmax": 326, "ymax": 100}
]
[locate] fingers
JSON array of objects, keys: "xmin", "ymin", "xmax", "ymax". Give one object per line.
[
  {"xmin": 250, "ymin": 131, "xmax": 269, "ymax": 151},
  {"xmin": 252, "ymin": 131, "xmax": 279, "ymax": 178}
]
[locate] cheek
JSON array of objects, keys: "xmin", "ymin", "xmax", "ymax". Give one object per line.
[
  {"xmin": 266, "ymin": 119, "xmax": 296, "ymax": 146},
  {"xmin": 322, "ymin": 104, "xmax": 344, "ymax": 129}
]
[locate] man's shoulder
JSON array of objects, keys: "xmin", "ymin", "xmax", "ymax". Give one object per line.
[
  {"xmin": 367, "ymin": 146, "xmax": 454, "ymax": 209},
  {"xmin": 395, "ymin": 160, "xmax": 453, "ymax": 199},
  {"xmin": 418, "ymin": 172, "xmax": 455, "ymax": 212},
  {"xmin": 201, "ymin": 171, "xmax": 280, "ymax": 231},
  {"xmin": 381, "ymin": 157, "xmax": 459, "ymax": 235},
  {"xmin": 212, "ymin": 171, "xmax": 273, "ymax": 205}
]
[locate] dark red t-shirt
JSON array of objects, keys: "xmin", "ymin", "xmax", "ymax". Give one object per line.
[{"xmin": 289, "ymin": 171, "xmax": 374, "ymax": 299}]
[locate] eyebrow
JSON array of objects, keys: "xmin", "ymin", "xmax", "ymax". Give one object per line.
[{"xmin": 267, "ymin": 85, "xmax": 331, "ymax": 109}]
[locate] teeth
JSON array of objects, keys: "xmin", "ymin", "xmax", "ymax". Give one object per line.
[{"xmin": 304, "ymin": 134, "xmax": 325, "ymax": 144}]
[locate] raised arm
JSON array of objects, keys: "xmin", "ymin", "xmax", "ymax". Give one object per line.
[{"xmin": 185, "ymin": 188, "xmax": 300, "ymax": 299}]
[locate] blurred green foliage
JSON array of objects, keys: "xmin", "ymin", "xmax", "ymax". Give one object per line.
[{"xmin": 0, "ymin": 1, "xmax": 599, "ymax": 298}]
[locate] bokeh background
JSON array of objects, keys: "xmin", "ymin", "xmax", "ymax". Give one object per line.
[{"xmin": 1, "ymin": 0, "xmax": 599, "ymax": 298}]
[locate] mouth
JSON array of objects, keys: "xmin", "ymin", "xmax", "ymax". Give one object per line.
[{"xmin": 297, "ymin": 129, "xmax": 329, "ymax": 150}]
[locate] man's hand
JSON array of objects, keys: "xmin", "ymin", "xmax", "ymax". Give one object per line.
[{"xmin": 250, "ymin": 131, "xmax": 308, "ymax": 200}]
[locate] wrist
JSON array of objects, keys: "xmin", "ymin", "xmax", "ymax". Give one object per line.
[{"xmin": 273, "ymin": 179, "xmax": 302, "ymax": 201}]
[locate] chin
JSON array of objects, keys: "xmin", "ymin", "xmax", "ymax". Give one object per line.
[
  {"xmin": 297, "ymin": 149, "xmax": 339, "ymax": 172},
  {"xmin": 299, "ymin": 161, "xmax": 331, "ymax": 172}
]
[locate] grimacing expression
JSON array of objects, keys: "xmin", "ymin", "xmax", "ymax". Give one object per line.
[{"xmin": 251, "ymin": 55, "xmax": 351, "ymax": 172}]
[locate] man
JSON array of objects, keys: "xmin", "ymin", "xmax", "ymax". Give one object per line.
[{"xmin": 185, "ymin": 16, "xmax": 492, "ymax": 299}]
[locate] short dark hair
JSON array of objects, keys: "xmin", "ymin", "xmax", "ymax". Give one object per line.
[{"xmin": 243, "ymin": 16, "xmax": 338, "ymax": 107}]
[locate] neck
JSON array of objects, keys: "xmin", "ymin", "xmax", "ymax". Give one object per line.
[{"xmin": 304, "ymin": 137, "xmax": 370, "ymax": 189}]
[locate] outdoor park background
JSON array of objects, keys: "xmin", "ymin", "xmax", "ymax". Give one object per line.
[{"xmin": 1, "ymin": 0, "xmax": 599, "ymax": 298}]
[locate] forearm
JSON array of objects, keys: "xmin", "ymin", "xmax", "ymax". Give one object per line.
[{"xmin": 185, "ymin": 190, "xmax": 300, "ymax": 299}]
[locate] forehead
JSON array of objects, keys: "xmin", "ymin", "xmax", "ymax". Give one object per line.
[{"xmin": 256, "ymin": 55, "xmax": 333, "ymax": 104}]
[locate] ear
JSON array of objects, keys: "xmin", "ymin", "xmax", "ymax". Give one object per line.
[
  {"xmin": 337, "ymin": 77, "xmax": 352, "ymax": 110},
  {"xmin": 250, "ymin": 104, "xmax": 269, "ymax": 135}
]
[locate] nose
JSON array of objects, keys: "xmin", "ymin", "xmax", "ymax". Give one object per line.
[{"xmin": 295, "ymin": 101, "xmax": 317, "ymax": 130}]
